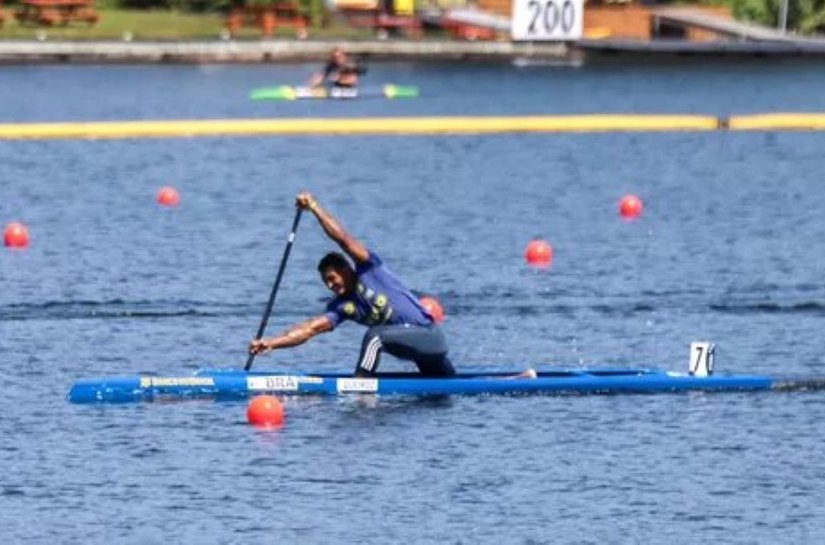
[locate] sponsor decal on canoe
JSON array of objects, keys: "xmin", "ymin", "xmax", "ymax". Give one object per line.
[
  {"xmin": 247, "ymin": 375, "xmax": 310, "ymax": 392},
  {"xmin": 139, "ymin": 377, "xmax": 215, "ymax": 388},
  {"xmin": 336, "ymin": 378, "xmax": 378, "ymax": 393}
]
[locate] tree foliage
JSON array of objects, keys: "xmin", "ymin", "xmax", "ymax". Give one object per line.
[{"xmin": 723, "ymin": 0, "xmax": 825, "ymax": 33}]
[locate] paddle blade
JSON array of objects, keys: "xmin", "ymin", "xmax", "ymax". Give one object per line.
[
  {"xmin": 383, "ymin": 85, "xmax": 420, "ymax": 99},
  {"xmin": 250, "ymin": 86, "xmax": 297, "ymax": 101}
]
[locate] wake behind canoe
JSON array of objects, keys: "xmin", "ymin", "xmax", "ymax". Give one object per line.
[{"xmin": 67, "ymin": 367, "xmax": 782, "ymax": 404}]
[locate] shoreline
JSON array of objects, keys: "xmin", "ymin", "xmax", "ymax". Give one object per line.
[
  {"xmin": 3, "ymin": 38, "xmax": 825, "ymax": 64},
  {"xmin": 0, "ymin": 39, "xmax": 572, "ymax": 64}
]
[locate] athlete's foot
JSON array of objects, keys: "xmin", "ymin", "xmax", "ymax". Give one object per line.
[{"xmin": 505, "ymin": 368, "xmax": 538, "ymax": 380}]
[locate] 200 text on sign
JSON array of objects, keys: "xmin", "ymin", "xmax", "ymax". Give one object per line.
[{"xmin": 511, "ymin": 0, "xmax": 583, "ymax": 41}]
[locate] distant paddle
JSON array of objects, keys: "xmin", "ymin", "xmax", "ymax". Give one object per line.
[{"xmin": 244, "ymin": 208, "xmax": 303, "ymax": 371}]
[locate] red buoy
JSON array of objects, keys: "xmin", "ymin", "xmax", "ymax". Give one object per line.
[
  {"xmin": 156, "ymin": 186, "xmax": 180, "ymax": 207},
  {"xmin": 619, "ymin": 194, "xmax": 643, "ymax": 219},
  {"xmin": 247, "ymin": 395, "xmax": 284, "ymax": 428},
  {"xmin": 524, "ymin": 240, "xmax": 552, "ymax": 267},
  {"xmin": 419, "ymin": 296, "xmax": 445, "ymax": 323},
  {"xmin": 4, "ymin": 222, "xmax": 29, "ymax": 248}
]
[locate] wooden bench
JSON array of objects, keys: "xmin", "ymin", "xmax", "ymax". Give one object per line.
[
  {"xmin": 15, "ymin": 0, "xmax": 98, "ymax": 26},
  {"xmin": 330, "ymin": 0, "xmax": 420, "ymax": 38},
  {"xmin": 226, "ymin": 1, "xmax": 309, "ymax": 38},
  {"xmin": 338, "ymin": 8, "xmax": 421, "ymax": 38}
]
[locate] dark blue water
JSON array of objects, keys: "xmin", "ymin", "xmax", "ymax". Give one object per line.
[{"xmin": 3, "ymin": 61, "xmax": 825, "ymax": 543}]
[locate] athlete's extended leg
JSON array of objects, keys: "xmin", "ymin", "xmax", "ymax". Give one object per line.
[
  {"xmin": 355, "ymin": 327, "xmax": 385, "ymax": 376},
  {"xmin": 354, "ymin": 324, "xmax": 455, "ymax": 377}
]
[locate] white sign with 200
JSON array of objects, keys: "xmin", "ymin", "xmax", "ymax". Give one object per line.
[{"xmin": 511, "ymin": 0, "xmax": 583, "ymax": 41}]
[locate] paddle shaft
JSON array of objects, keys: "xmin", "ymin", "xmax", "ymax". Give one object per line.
[{"xmin": 245, "ymin": 208, "xmax": 303, "ymax": 371}]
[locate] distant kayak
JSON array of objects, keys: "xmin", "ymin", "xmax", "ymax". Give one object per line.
[{"xmin": 250, "ymin": 85, "xmax": 420, "ymax": 101}]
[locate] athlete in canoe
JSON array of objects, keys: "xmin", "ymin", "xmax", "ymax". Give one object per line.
[
  {"xmin": 249, "ymin": 192, "xmax": 455, "ymax": 377},
  {"xmin": 307, "ymin": 47, "xmax": 365, "ymax": 89}
]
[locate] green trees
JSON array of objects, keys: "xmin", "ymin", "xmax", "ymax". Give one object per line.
[{"xmin": 726, "ymin": 0, "xmax": 825, "ymax": 33}]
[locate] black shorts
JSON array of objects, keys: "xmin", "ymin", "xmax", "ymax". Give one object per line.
[{"xmin": 356, "ymin": 324, "xmax": 456, "ymax": 377}]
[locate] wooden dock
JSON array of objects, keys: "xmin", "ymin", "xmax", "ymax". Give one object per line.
[
  {"xmin": 649, "ymin": 7, "xmax": 819, "ymax": 43},
  {"xmin": 579, "ymin": 37, "xmax": 825, "ymax": 57}
]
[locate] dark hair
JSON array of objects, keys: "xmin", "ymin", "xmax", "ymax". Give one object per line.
[{"xmin": 317, "ymin": 252, "xmax": 350, "ymax": 274}]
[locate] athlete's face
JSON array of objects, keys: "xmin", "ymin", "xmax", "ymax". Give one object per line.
[{"xmin": 321, "ymin": 266, "xmax": 354, "ymax": 296}]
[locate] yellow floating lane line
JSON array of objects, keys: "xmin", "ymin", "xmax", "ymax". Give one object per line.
[
  {"xmin": 0, "ymin": 115, "xmax": 720, "ymax": 140},
  {"xmin": 729, "ymin": 113, "xmax": 825, "ymax": 131}
]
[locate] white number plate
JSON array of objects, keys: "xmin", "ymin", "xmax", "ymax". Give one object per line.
[
  {"xmin": 337, "ymin": 378, "xmax": 378, "ymax": 393},
  {"xmin": 689, "ymin": 342, "xmax": 715, "ymax": 377},
  {"xmin": 512, "ymin": 0, "xmax": 583, "ymax": 41}
]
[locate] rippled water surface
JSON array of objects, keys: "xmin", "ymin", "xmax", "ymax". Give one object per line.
[{"xmin": 3, "ymin": 60, "xmax": 825, "ymax": 544}]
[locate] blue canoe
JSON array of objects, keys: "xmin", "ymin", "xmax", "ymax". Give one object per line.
[{"xmin": 65, "ymin": 367, "xmax": 823, "ymax": 404}]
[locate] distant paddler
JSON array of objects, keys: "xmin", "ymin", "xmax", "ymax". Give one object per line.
[
  {"xmin": 249, "ymin": 192, "xmax": 455, "ymax": 378},
  {"xmin": 307, "ymin": 47, "xmax": 367, "ymax": 90},
  {"xmin": 249, "ymin": 46, "xmax": 417, "ymax": 101}
]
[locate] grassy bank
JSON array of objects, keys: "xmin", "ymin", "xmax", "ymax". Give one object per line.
[{"xmin": 0, "ymin": 8, "xmax": 377, "ymax": 40}]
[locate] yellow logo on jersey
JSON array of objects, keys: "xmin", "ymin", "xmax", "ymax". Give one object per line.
[
  {"xmin": 343, "ymin": 302, "xmax": 356, "ymax": 315},
  {"xmin": 375, "ymin": 294, "xmax": 387, "ymax": 308}
]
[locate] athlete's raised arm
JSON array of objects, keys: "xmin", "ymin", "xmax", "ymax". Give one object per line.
[{"xmin": 296, "ymin": 192, "xmax": 369, "ymax": 264}]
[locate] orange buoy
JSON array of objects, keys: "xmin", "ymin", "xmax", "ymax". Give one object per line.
[
  {"xmin": 524, "ymin": 240, "xmax": 552, "ymax": 267},
  {"xmin": 419, "ymin": 296, "xmax": 445, "ymax": 323},
  {"xmin": 619, "ymin": 194, "xmax": 643, "ymax": 219},
  {"xmin": 3, "ymin": 222, "xmax": 29, "ymax": 248},
  {"xmin": 156, "ymin": 186, "xmax": 180, "ymax": 207},
  {"xmin": 247, "ymin": 395, "xmax": 284, "ymax": 428}
]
